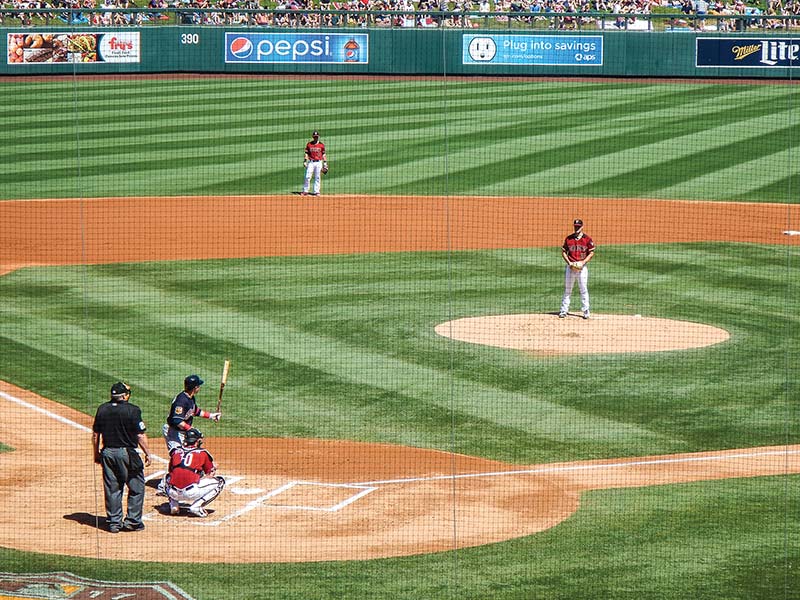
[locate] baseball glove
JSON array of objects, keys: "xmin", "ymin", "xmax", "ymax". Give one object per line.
[
  {"xmin": 321, "ymin": 163, "xmax": 329, "ymax": 174},
  {"xmin": 570, "ymin": 261, "xmax": 583, "ymax": 271}
]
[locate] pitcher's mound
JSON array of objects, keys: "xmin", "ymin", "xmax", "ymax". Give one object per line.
[{"xmin": 435, "ymin": 314, "xmax": 730, "ymax": 356}]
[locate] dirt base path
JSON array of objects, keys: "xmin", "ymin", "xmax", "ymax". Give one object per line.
[
  {"xmin": 0, "ymin": 196, "xmax": 797, "ymax": 269},
  {"xmin": 2, "ymin": 382, "xmax": 799, "ymax": 564}
]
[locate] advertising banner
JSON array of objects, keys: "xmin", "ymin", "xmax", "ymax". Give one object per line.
[
  {"xmin": 7, "ymin": 32, "xmax": 140, "ymax": 64},
  {"xmin": 697, "ymin": 37, "xmax": 800, "ymax": 68},
  {"xmin": 225, "ymin": 33, "xmax": 368, "ymax": 64},
  {"xmin": 463, "ymin": 34, "xmax": 602, "ymax": 66}
]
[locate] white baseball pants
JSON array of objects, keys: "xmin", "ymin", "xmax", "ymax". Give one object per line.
[
  {"xmin": 303, "ymin": 161, "xmax": 323, "ymax": 194},
  {"xmin": 162, "ymin": 423, "xmax": 186, "ymax": 452},
  {"xmin": 158, "ymin": 424, "xmax": 186, "ymax": 493},
  {"xmin": 560, "ymin": 265, "xmax": 590, "ymax": 314},
  {"xmin": 167, "ymin": 476, "xmax": 225, "ymax": 510}
]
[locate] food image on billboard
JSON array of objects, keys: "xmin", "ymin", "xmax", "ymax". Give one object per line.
[{"xmin": 7, "ymin": 32, "xmax": 140, "ymax": 64}]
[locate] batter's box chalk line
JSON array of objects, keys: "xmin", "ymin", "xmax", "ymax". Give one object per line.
[{"xmin": 195, "ymin": 481, "xmax": 378, "ymax": 527}]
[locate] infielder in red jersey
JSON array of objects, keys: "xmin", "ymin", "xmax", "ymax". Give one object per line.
[
  {"xmin": 165, "ymin": 428, "xmax": 225, "ymax": 518},
  {"xmin": 302, "ymin": 130, "xmax": 327, "ymax": 196},
  {"xmin": 559, "ymin": 218, "xmax": 595, "ymax": 319}
]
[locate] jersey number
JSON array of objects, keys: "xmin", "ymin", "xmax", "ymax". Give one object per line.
[{"xmin": 181, "ymin": 452, "xmax": 200, "ymax": 468}]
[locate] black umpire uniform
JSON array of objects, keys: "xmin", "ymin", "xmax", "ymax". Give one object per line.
[{"xmin": 92, "ymin": 382, "xmax": 152, "ymax": 533}]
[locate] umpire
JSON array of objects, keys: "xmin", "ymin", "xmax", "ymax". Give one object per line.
[{"xmin": 92, "ymin": 381, "xmax": 152, "ymax": 533}]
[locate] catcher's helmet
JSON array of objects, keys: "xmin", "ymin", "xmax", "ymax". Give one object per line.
[
  {"xmin": 184, "ymin": 374, "xmax": 204, "ymax": 390},
  {"xmin": 110, "ymin": 381, "xmax": 131, "ymax": 398},
  {"xmin": 183, "ymin": 428, "xmax": 204, "ymax": 447}
]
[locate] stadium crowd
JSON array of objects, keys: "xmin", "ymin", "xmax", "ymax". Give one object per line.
[{"xmin": 1, "ymin": 0, "xmax": 797, "ymax": 29}]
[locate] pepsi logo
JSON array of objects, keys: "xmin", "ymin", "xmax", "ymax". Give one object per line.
[{"xmin": 229, "ymin": 37, "xmax": 253, "ymax": 59}]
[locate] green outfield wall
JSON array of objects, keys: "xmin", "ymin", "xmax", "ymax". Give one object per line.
[{"xmin": 2, "ymin": 26, "xmax": 798, "ymax": 78}]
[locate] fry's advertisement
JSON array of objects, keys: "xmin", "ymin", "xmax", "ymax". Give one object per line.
[{"xmin": 7, "ymin": 32, "xmax": 140, "ymax": 64}]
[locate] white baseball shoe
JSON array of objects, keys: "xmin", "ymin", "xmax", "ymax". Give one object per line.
[
  {"xmin": 558, "ymin": 312, "xmax": 567, "ymax": 319},
  {"xmin": 189, "ymin": 506, "xmax": 208, "ymax": 518},
  {"xmin": 169, "ymin": 499, "xmax": 180, "ymax": 515},
  {"xmin": 583, "ymin": 311, "xmax": 590, "ymax": 320}
]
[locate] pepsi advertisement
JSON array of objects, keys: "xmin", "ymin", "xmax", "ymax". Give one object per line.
[
  {"xmin": 697, "ymin": 37, "xmax": 800, "ymax": 68},
  {"xmin": 226, "ymin": 33, "xmax": 368, "ymax": 64},
  {"xmin": 463, "ymin": 35, "xmax": 602, "ymax": 66}
]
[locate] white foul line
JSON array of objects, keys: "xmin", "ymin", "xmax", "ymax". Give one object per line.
[
  {"xmin": 0, "ymin": 388, "xmax": 168, "ymax": 465},
  {"xmin": 0, "ymin": 390, "xmax": 93, "ymax": 433},
  {"xmin": 349, "ymin": 449, "xmax": 800, "ymax": 487}
]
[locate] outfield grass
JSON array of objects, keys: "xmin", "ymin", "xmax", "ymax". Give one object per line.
[{"xmin": 1, "ymin": 78, "xmax": 798, "ymax": 202}]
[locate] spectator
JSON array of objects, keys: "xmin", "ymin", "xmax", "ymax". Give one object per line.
[{"xmin": 694, "ymin": 0, "xmax": 708, "ymax": 28}]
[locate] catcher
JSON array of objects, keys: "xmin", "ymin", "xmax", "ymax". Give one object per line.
[
  {"xmin": 165, "ymin": 428, "xmax": 225, "ymax": 518},
  {"xmin": 559, "ymin": 218, "xmax": 595, "ymax": 320},
  {"xmin": 301, "ymin": 130, "xmax": 327, "ymax": 196}
]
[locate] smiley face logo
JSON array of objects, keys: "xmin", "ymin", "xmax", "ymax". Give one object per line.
[{"xmin": 468, "ymin": 37, "xmax": 497, "ymax": 62}]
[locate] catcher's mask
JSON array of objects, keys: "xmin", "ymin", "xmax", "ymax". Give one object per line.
[{"xmin": 183, "ymin": 428, "xmax": 204, "ymax": 447}]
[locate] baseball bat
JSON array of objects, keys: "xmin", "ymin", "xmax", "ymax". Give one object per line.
[{"xmin": 216, "ymin": 359, "xmax": 230, "ymax": 413}]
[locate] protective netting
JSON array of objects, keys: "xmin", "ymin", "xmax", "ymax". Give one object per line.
[{"xmin": 0, "ymin": 22, "xmax": 798, "ymax": 600}]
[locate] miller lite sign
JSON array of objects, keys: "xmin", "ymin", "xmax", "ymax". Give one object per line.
[{"xmin": 697, "ymin": 37, "xmax": 800, "ymax": 68}]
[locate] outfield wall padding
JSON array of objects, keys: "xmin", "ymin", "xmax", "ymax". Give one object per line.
[{"xmin": 2, "ymin": 28, "xmax": 797, "ymax": 78}]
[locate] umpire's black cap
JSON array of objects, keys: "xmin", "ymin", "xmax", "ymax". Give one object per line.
[
  {"xmin": 184, "ymin": 374, "xmax": 204, "ymax": 390},
  {"xmin": 110, "ymin": 381, "xmax": 131, "ymax": 397}
]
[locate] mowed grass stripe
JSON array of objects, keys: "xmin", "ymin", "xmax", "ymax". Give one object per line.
[
  {"xmin": 513, "ymin": 108, "xmax": 798, "ymax": 199},
  {"xmin": 654, "ymin": 147, "xmax": 798, "ymax": 201},
  {"xmin": 1, "ymin": 78, "xmax": 797, "ymax": 200},
  {"xmin": 0, "ymin": 268, "xmax": 663, "ymax": 446}
]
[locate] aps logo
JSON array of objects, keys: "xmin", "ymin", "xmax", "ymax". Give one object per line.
[{"xmin": 229, "ymin": 36, "xmax": 254, "ymax": 59}]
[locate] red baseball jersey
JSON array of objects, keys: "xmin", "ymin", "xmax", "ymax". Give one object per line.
[
  {"xmin": 305, "ymin": 141, "xmax": 325, "ymax": 161},
  {"xmin": 168, "ymin": 447, "xmax": 215, "ymax": 489},
  {"xmin": 563, "ymin": 233, "xmax": 595, "ymax": 262}
]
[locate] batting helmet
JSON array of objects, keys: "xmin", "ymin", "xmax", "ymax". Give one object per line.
[
  {"xmin": 183, "ymin": 428, "xmax": 204, "ymax": 447},
  {"xmin": 184, "ymin": 374, "xmax": 204, "ymax": 390}
]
